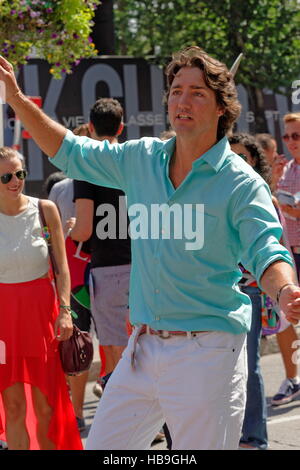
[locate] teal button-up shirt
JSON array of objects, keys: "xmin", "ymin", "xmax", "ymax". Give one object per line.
[{"xmin": 51, "ymin": 131, "xmax": 293, "ymax": 334}]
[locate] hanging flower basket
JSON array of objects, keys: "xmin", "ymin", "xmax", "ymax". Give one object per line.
[{"xmin": 0, "ymin": 0, "xmax": 100, "ymax": 78}]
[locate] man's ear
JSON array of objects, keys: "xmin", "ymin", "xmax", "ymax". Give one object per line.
[
  {"xmin": 217, "ymin": 107, "xmax": 225, "ymax": 117},
  {"xmin": 88, "ymin": 122, "xmax": 94, "ymax": 135},
  {"xmin": 116, "ymin": 122, "xmax": 124, "ymax": 136}
]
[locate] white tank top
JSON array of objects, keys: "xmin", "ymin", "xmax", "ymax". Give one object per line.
[{"xmin": 0, "ymin": 196, "xmax": 49, "ymax": 283}]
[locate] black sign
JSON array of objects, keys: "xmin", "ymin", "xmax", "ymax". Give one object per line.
[{"xmin": 3, "ymin": 58, "xmax": 168, "ymax": 197}]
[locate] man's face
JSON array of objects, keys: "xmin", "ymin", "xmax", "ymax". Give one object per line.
[
  {"xmin": 283, "ymin": 120, "xmax": 300, "ymax": 163},
  {"xmin": 167, "ymin": 67, "xmax": 223, "ymax": 141}
]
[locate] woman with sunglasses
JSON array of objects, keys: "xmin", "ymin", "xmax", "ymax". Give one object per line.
[{"xmin": 0, "ymin": 147, "xmax": 82, "ymax": 450}]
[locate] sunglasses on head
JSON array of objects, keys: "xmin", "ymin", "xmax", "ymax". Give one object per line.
[
  {"xmin": 282, "ymin": 133, "xmax": 300, "ymax": 142},
  {"xmin": 0, "ymin": 169, "xmax": 27, "ymax": 184}
]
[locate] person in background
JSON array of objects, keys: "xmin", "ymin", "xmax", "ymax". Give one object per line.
[
  {"xmin": 255, "ymin": 133, "xmax": 287, "ymax": 192},
  {"xmin": 0, "ymin": 147, "xmax": 82, "ymax": 450},
  {"xmin": 271, "ymin": 113, "xmax": 300, "ymax": 406},
  {"xmin": 48, "ymin": 124, "xmax": 92, "ymax": 432},
  {"xmin": 229, "ymin": 133, "xmax": 270, "ymax": 450},
  {"xmin": 43, "ymin": 171, "xmax": 66, "ymax": 199},
  {"xmin": 68, "ymin": 99, "xmax": 131, "ymax": 401}
]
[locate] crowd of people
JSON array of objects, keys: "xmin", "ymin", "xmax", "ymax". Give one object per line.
[{"xmin": 0, "ymin": 45, "xmax": 300, "ymax": 450}]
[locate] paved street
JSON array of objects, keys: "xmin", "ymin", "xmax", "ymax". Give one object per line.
[
  {"xmin": 81, "ymin": 350, "xmax": 300, "ymax": 450},
  {"xmin": 262, "ymin": 352, "xmax": 300, "ymax": 450}
]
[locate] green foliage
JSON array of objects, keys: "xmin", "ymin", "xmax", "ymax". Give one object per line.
[
  {"xmin": 114, "ymin": 0, "xmax": 300, "ymax": 93},
  {"xmin": 0, "ymin": 0, "xmax": 100, "ymax": 78}
]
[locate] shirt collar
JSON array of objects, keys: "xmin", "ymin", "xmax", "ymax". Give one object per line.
[
  {"xmin": 290, "ymin": 159, "xmax": 300, "ymax": 168},
  {"xmin": 163, "ymin": 136, "xmax": 176, "ymax": 158},
  {"xmin": 162, "ymin": 135, "xmax": 232, "ymax": 173},
  {"xmin": 195, "ymin": 136, "xmax": 231, "ymax": 172}
]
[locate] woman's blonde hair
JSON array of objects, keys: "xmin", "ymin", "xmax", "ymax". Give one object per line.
[
  {"xmin": 0, "ymin": 147, "xmax": 25, "ymax": 168},
  {"xmin": 283, "ymin": 112, "xmax": 300, "ymax": 124}
]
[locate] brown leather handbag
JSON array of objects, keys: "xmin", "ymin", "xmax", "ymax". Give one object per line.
[
  {"xmin": 59, "ymin": 324, "xmax": 94, "ymax": 376},
  {"xmin": 38, "ymin": 199, "xmax": 94, "ymax": 376}
]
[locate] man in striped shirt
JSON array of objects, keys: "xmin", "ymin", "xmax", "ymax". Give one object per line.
[
  {"xmin": 278, "ymin": 113, "xmax": 300, "ymax": 279},
  {"xmin": 275, "ymin": 113, "xmax": 300, "ymax": 407}
]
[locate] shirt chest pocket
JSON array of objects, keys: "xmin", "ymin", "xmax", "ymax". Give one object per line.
[{"xmin": 184, "ymin": 210, "xmax": 218, "ymax": 253}]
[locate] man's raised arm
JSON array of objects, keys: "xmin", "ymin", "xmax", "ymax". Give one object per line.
[{"xmin": 0, "ymin": 56, "xmax": 66, "ymax": 157}]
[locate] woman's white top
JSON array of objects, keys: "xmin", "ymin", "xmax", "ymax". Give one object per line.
[{"xmin": 0, "ymin": 196, "xmax": 49, "ymax": 283}]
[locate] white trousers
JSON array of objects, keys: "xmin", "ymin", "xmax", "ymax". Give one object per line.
[{"xmin": 86, "ymin": 328, "xmax": 247, "ymax": 450}]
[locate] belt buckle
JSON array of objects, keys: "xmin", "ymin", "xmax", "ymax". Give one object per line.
[{"xmin": 158, "ymin": 330, "xmax": 171, "ymax": 339}]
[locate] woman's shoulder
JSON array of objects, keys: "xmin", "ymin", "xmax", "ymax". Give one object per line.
[
  {"xmin": 38, "ymin": 199, "xmax": 61, "ymax": 228},
  {"xmin": 27, "ymin": 196, "xmax": 56, "ymax": 212}
]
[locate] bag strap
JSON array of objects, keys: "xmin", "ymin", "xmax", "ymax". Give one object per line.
[{"xmin": 38, "ymin": 199, "xmax": 60, "ymax": 277}]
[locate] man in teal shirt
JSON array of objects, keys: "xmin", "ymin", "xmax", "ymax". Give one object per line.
[{"xmin": 1, "ymin": 46, "xmax": 299, "ymax": 450}]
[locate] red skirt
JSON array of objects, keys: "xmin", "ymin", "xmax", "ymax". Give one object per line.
[{"xmin": 0, "ymin": 277, "xmax": 83, "ymax": 450}]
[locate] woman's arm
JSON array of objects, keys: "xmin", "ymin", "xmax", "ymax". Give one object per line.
[{"xmin": 41, "ymin": 200, "xmax": 73, "ymax": 341}]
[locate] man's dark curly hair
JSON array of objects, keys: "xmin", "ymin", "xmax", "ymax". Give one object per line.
[
  {"xmin": 165, "ymin": 46, "xmax": 241, "ymax": 140},
  {"xmin": 228, "ymin": 133, "xmax": 272, "ymax": 187}
]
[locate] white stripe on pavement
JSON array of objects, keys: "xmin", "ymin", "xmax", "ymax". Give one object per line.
[{"xmin": 268, "ymin": 414, "xmax": 300, "ymax": 426}]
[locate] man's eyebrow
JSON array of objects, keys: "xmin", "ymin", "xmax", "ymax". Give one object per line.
[{"xmin": 171, "ymin": 84, "xmax": 208, "ymax": 90}]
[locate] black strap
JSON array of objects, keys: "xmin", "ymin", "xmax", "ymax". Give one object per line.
[{"xmin": 38, "ymin": 199, "xmax": 60, "ymax": 277}]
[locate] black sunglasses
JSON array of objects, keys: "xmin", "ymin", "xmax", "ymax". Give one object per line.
[{"xmin": 0, "ymin": 170, "xmax": 27, "ymax": 184}]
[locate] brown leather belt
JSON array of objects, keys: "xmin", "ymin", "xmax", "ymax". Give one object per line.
[
  {"xmin": 139, "ymin": 324, "xmax": 207, "ymax": 339},
  {"xmin": 130, "ymin": 325, "xmax": 208, "ymax": 368}
]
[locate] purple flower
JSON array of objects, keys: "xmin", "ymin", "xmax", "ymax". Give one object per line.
[
  {"xmin": 88, "ymin": 36, "xmax": 93, "ymax": 43},
  {"xmin": 56, "ymin": 40, "xmax": 64, "ymax": 45},
  {"xmin": 46, "ymin": 8, "xmax": 53, "ymax": 13},
  {"xmin": 51, "ymin": 33, "xmax": 58, "ymax": 38},
  {"xmin": 55, "ymin": 62, "xmax": 61, "ymax": 67},
  {"xmin": 10, "ymin": 10, "xmax": 17, "ymax": 15},
  {"xmin": 73, "ymin": 33, "xmax": 79, "ymax": 39},
  {"xmin": 30, "ymin": 11, "xmax": 40, "ymax": 18}
]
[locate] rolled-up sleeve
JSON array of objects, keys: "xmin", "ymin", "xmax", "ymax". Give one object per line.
[
  {"xmin": 50, "ymin": 130, "xmax": 130, "ymax": 191},
  {"xmin": 233, "ymin": 178, "xmax": 294, "ymax": 287}
]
